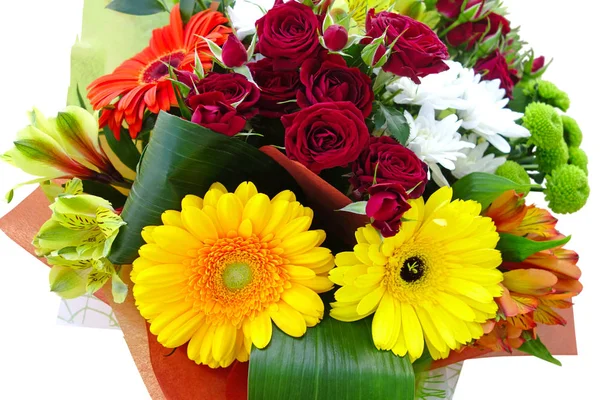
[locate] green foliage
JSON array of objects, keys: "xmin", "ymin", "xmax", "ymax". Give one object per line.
[
  {"xmin": 495, "ymin": 161, "xmax": 531, "ymax": 195},
  {"xmin": 497, "ymin": 233, "xmax": 571, "ymax": 262},
  {"xmin": 519, "ymin": 333, "xmax": 562, "ymax": 366},
  {"xmin": 544, "ymin": 164, "xmax": 589, "ymax": 214},
  {"xmin": 536, "ymin": 140, "xmax": 569, "ymax": 174},
  {"xmin": 451, "ymin": 172, "xmax": 531, "ymax": 209},
  {"xmin": 249, "ymin": 317, "xmax": 415, "ymax": 400},
  {"xmin": 109, "ymin": 112, "xmax": 300, "ymax": 264},
  {"xmin": 374, "ymin": 103, "xmax": 411, "ymax": 145},
  {"xmin": 103, "ymin": 127, "xmax": 141, "ymax": 172},
  {"xmin": 522, "ymin": 102, "xmax": 563, "ymax": 150},
  {"xmin": 106, "ymin": 0, "xmax": 167, "ymax": 16},
  {"xmin": 562, "ymin": 115, "xmax": 583, "ymax": 148},
  {"xmin": 179, "ymin": 0, "xmax": 196, "ymax": 22}
]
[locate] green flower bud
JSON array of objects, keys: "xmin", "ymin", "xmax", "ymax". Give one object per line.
[
  {"xmin": 495, "ymin": 161, "xmax": 531, "ymax": 195},
  {"xmin": 536, "ymin": 140, "xmax": 569, "ymax": 174},
  {"xmin": 522, "ymin": 80, "xmax": 571, "ymax": 112},
  {"xmin": 544, "ymin": 164, "xmax": 589, "ymax": 214},
  {"xmin": 523, "ymin": 102, "xmax": 563, "ymax": 149},
  {"xmin": 562, "ymin": 115, "xmax": 583, "ymax": 147},
  {"xmin": 568, "ymin": 147, "xmax": 588, "ymax": 175}
]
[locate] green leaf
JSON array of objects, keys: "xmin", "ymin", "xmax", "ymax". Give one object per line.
[
  {"xmin": 103, "ymin": 126, "xmax": 141, "ymax": 172},
  {"xmin": 108, "ymin": 111, "xmax": 300, "ymax": 264},
  {"xmin": 376, "ymin": 104, "xmax": 410, "ymax": 145},
  {"xmin": 76, "ymin": 85, "xmax": 89, "ymax": 111},
  {"xmin": 519, "ymin": 334, "xmax": 562, "ymax": 366},
  {"xmin": 338, "ymin": 201, "xmax": 368, "ymax": 215},
  {"xmin": 452, "ymin": 172, "xmax": 531, "ymax": 209},
  {"xmin": 497, "ymin": 233, "xmax": 571, "ymax": 262},
  {"xmin": 249, "ymin": 317, "xmax": 415, "ymax": 400},
  {"xmin": 106, "ymin": 0, "xmax": 167, "ymax": 16},
  {"xmin": 180, "ymin": 0, "xmax": 196, "ymax": 23},
  {"xmin": 81, "ymin": 180, "xmax": 127, "ymax": 209}
]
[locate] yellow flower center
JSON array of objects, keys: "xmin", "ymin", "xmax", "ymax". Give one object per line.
[
  {"xmin": 223, "ymin": 262, "xmax": 253, "ymax": 290},
  {"xmin": 385, "ymin": 239, "xmax": 447, "ymax": 305},
  {"xmin": 188, "ymin": 235, "xmax": 288, "ymax": 326}
]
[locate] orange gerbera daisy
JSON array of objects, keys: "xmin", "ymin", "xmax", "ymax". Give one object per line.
[{"xmin": 87, "ymin": 5, "xmax": 231, "ymax": 139}]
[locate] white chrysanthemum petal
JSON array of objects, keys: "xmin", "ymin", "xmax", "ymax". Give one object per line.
[
  {"xmin": 227, "ymin": 0, "xmax": 275, "ymax": 40},
  {"xmin": 452, "ymin": 134, "xmax": 507, "ymax": 179}
]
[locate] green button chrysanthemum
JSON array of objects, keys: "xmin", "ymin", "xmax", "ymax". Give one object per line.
[
  {"xmin": 562, "ymin": 115, "xmax": 583, "ymax": 148},
  {"xmin": 544, "ymin": 164, "xmax": 589, "ymax": 214},
  {"xmin": 523, "ymin": 102, "xmax": 563, "ymax": 149},
  {"xmin": 495, "ymin": 161, "xmax": 531, "ymax": 195},
  {"xmin": 536, "ymin": 140, "xmax": 569, "ymax": 174},
  {"xmin": 568, "ymin": 147, "xmax": 588, "ymax": 175},
  {"xmin": 523, "ymin": 80, "xmax": 571, "ymax": 112}
]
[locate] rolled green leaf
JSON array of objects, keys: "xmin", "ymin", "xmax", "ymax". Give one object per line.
[
  {"xmin": 109, "ymin": 111, "xmax": 300, "ymax": 264},
  {"xmin": 452, "ymin": 172, "xmax": 531, "ymax": 209},
  {"xmin": 249, "ymin": 316, "xmax": 415, "ymax": 400}
]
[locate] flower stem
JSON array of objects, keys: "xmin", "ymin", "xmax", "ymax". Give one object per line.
[
  {"xmin": 529, "ymin": 185, "xmax": 545, "ymax": 192},
  {"xmin": 521, "ymin": 164, "xmax": 539, "ymax": 170}
]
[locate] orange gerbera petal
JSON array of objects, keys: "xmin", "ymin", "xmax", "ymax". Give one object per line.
[{"xmin": 87, "ymin": 6, "xmax": 231, "ymax": 139}]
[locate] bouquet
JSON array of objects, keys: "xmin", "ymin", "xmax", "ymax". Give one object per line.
[{"xmin": 0, "ymin": 0, "xmax": 589, "ymax": 398}]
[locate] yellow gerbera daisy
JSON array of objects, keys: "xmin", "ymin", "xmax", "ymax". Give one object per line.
[
  {"xmin": 329, "ymin": 187, "xmax": 503, "ymax": 361},
  {"xmin": 131, "ymin": 182, "xmax": 334, "ymax": 368}
]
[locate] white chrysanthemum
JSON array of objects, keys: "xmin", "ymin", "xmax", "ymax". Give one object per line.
[
  {"xmin": 227, "ymin": 0, "xmax": 275, "ymax": 40},
  {"xmin": 458, "ymin": 79, "xmax": 530, "ymax": 153},
  {"xmin": 388, "ymin": 61, "xmax": 470, "ymax": 110},
  {"xmin": 452, "ymin": 134, "xmax": 507, "ymax": 179},
  {"xmin": 389, "ymin": 61, "xmax": 530, "ymax": 154},
  {"xmin": 404, "ymin": 105, "xmax": 475, "ymax": 187}
]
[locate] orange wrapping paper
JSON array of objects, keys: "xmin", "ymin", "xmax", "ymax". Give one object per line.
[{"xmin": 0, "ymin": 157, "xmax": 577, "ymax": 399}]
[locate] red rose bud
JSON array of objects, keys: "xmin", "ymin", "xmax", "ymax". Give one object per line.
[
  {"xmin": 351, "ymin": 136, "xmax": 428, "ymax": 199},
  {"xmin": 281, "ymin": 102, "xmax": 370, "ymax": 173},
  {"xmin": 222, "ymin": 35, "xmax": 248, "ymax": 68},
  {"xmin": 474, "ymin": 50, "xmax": 515, "ymax": 98},
  {"xmin": 446, "ymin": 13, "xmax": 510, "ymax": 50},
  {"xmin": 190, "ymin": 92, "xmax": 247, "ymax": 136},
  {"xmin": 437, "ymin": 0, "xmax": 484, "ymax": 20},
  {"xmin": 324, "ymin": 25, "xmax": 348, "ymax": 51},
  {"xmin": 532, "ymin": 56, "xmax": 545, "ymax": 73},
  {"xmin": 366, "ymin": 183, "xmax": 412, "ymax": 238}
]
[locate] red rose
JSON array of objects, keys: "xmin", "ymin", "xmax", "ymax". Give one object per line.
[
  {"xmin": 437, "ymin": 0, "xmax": 484, "ymax": 19},
  {"xmin": 366, "ymin": 183, "xmax": 411, "ymax": 238},
  {"xmin": 447, "ymin": 13, "xmax": 510, "ymax": 50},
  {"xmin": 297, "ymin": 55, "xmax": 374, "ymax": 117},
  {"xmin": 474, "ymin": 50, "xmax": 516, "ymax": 98},
  {"xmin": 532, "ymin": 56, "xmax": 545, "ymax": 73},
  {"xmin": 248, "ymin": 58, "xmax": 301, "ymax": 118},
  {"xmin": 364, "ymin": 10, "xmax": 449, "ymax": 83},
  {"xmin": 189, "ymin": 92, "xmax": 247, "ymax": 136},
  {"xmin": 256, "ymin": 2, "xmax": 321, "ymax": 70},
  {"xmin": 281, "ymin": 102, "xmax": 370, "ymax": 173},
  {"xmin": 188, "ymin": 72, "xmax": 259, "ymax": 117},
  {"xmin": 351, "ymin": 136, "xmax": 428, "ymax": 199},
  {"xmin": 221, "ymin": 35, "xmax": 248, "ymax": 68},
  {"xmin": 323, "ymin": 25, "xmax": 348, "ymax": 51}
]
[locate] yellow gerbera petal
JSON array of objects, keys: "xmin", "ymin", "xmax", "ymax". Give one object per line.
[
  {"xmin": 269, "ymin": 301, "xmax": 307, "ymax": 337},
  {"xmin": 161, "ymin": 210, "xmax": 183, "ymax": 228},
  {"xmin": 181, "ymin": 194, "xmax": 203, "ymax": 209},
  {"xmin": 152, "ymin": 226, "xmax": 201, "ymax": 256},
  {"xmin": 372, "ymin": 293, "xmax": 401, "ymax": 350},
  {"xmin": 181, "ymin": 206, "xmax": 219, "ymax": 241},
  {"xmin": 250, "ymin": 311, "xmax": 272, "ymax": 349}
]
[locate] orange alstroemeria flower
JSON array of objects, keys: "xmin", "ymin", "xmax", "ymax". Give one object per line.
[
  {"xmin": 477, "ymin": 190, "xmax": 582, "ymax": 352},
  {"xmin": 87, "ymin": 5, "xmax": 231, "ymax": 139}
]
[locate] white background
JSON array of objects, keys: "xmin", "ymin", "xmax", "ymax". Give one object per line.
[{"xmin": 0, "ymin": 1, "xmax": 598, "ymax": 399}]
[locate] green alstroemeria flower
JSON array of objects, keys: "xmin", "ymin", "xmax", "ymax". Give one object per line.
[
  {"xmin": 1, "ymin": 106, "xmax": 124, "ymax": 201},
  {"xmin": 34, "ymin": 179, "xmax": 128, "ymax": 302}
]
